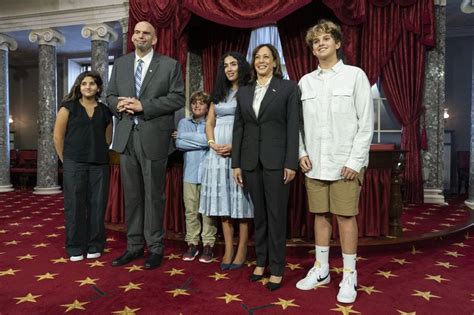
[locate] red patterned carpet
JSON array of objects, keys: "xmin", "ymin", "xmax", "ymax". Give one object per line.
[{"xmin": 0, "ymin": 191, "xmax": 473, "ymax": 315}]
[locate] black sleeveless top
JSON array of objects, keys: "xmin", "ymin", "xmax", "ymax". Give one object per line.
[{"xmin": 62, "ymin": 99, "xmax": 112, "ymax": 164}]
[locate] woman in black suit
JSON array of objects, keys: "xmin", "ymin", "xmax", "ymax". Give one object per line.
[{"xmin": 232, "ymin": 44, "xmax": 300, "ymax": 291}]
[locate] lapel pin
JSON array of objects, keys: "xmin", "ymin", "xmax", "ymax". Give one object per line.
[
  {"xmin": 149, "ymin": 70, "xmax": 153, "ymax": 72},
  {"xmin": 272, "ymin": 89, "xmax": 276, "ymax": 92}
]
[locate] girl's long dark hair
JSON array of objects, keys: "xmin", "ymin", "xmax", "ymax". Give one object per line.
[
  {"xmin": 211, "ymin": 51, "xmax": 250, "ymax": 103},
  {"xmin": 62, "ymin": 71, "xmax": 103, "ymax": 103}
]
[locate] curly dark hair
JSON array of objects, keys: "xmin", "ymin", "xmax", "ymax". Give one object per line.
[
  {"xmin": 211, "ymin": 51, "xmax": 250, "ymax": 103},
  {"xmin": 62, "ymin": 71, "xmax": 103, "ymax": 103}
]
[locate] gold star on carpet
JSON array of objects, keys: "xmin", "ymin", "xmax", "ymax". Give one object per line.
[
  {"xmin": 4, "ymin": 240, "xmax": 20, "ymax": 245},
  {"xmin": 46, "ymin": 233, "xmax": 60, "ymax": 238},
  {"xmin": 465, "ymin": 232, "xmax": 472, "ymax": 240},
  {"xmin": 209, "ymin": 272, "xmax": 229, "ymax": 281},
  {"xmin": 331, "ymin": 267, "xmax": 343, "ymax": 274},
  {"xmin": 33, "ymin": 243, "xmax": 49, "ymax": 248},
  {"xmin": 431, "ymin": 229, "xmax": 440, "ymax": 233},
  {"xmin": 50, "ymin": 257, "xmax": 68, "ymax": 264},
  {"xmin": 31, "ymin": 211, "xmax": 41, "ymax": 214},
  {"xmin": 421, "ymin": 211, "xmax": 433, "ymax": 215},
  {"xmin": 42, "ymin": 218, "xmax": 53, "ymax": 221},
  {"xmin": 411, "ymin": 246, "xmax": 422, "ymax": 255},
  {"xmin": 452, "ymin": 242, "xmax": 469, "ymax": 248},
  {"xmin": 75, "ymin": 277, "xmax": 99, "ymax": 286},
  {"xmin": 35, "ymin": 272, "xmax": 59, "ymax": 281},
  {"xmin": 32, "ymin": 224, "xmax": 44, "ymax": 228},
  {"xmin": 165, "ymin": 268, "xmax": 185, "ymax": 276},
  {"xmin": 446, "ymin": 218, "xmax": 458, "ymax": 221},
  {"xmin": 87, "ymin": 260, "xmax": 105, "ymax": 268},
  {"xmin": 166, "ymin": 288, "xmax": 190, "ymax": 297},
  {"xmin": 413, "ymin": 216, "xmax": 426, "ymax": 220},
  {"xmin": 425, "ymin": 274, "xmax": 449, "ymax": 283},
  {"xmin": 106, "ymin": 237, "xmax": 116, "ymax": 242},
  {"xmin": 125, "ymin": 264, "xmax": 143, "ymax": 272},
  {"xmin": 471, "ymin": 293, "xmax": 474, "ymax": 302},
  {"xmin": 385, "ymin": 235, "xmax": 397, "ymax": 239},
  {"xmin": 0, "ymin": 268, "xmax": 21, "ymax": 276},
  {"xmin": 246, "ymin": 260, "xmax": 257, "ymax": 267},
  {"xmin": 358, "ymin": 285, "xmax": 382, "ymax": 295},
  {"xmin": 112, "ymin": 306, "xmax": 141, "ymax": 315},
  {"xmin": 209, "ymin": 257, "xmax": 220, "ymax": 263},
  {"xmin": 330, "ymin": 304, "xmax": 361, "ymax": 315},
  {"xmin": 405, "ymin": 221, "xmax": 419, "ymax": 226},
  {"xmin": 411, "ymin": 290, "xmax": 440, "ymax": 301},
  {"xmin": 391, "ymin": 258, "xmax": 411, "ymax": 265},
  {"xmin": 164, "ymin": 253, "xmax": 181, "ymax": 260},
  {"xmin": 435, "ymin": 261, "xmax": 457, "ymax": 269},
  {"xmin": 216, "ymin": 293, "xmax": 242, "ymax": 304},
  {"xmin": 402, "ymin": 227, "xmax": 412, "ymax": 232},
  {"xmin": 9, "ymin": 222, "xmax": 21, "ymax": 226},
  {"xmin": 0, "ymin": 229, "xmax": 8, "ymax": 233},
  {"xmin": 286, "ymin": 263, "xmax": 302, "ymax": 270},
  {"xmin": 272, "ymin": 298, "xmax": 300, "ymax": 310},
  {"xmin": 14, "ymin": 293, "xmax": 41, "ymax": 304},
  {"xmin": 56, "ymin": 225, "xmax": 65, "ymax": 229},
  {"xmin": 308, "ymin": 249, "xmax": 315, "ymax": 254},
  {"xmin": 397, "ymin": 311, "xmax": 416, "ymax": 315},
  {"xmin": 104, "ymin": 248, "xmax": 112, "ymax": 253},
  {"xmin": 119, "ymin": 282, "xmax": 143, "ymax": 293},
  {"xmin": 258, "ymin": 277, "xmax": 269, "ymax": 285},
  {"xmin": 444, "ymin": 250, "xmax": 464, "ymax": 258},
  {"xmin": 375, "ymin": 270, "xmax": 398, "ymax": 279},
  {"xmin": 17, "ymin": 253, "xmax": 37, "ymax": 261},
  {"xmin": 19, "ymin": 231, "xmax": 33, "ymax": 236},
  {"xmin": 61, "ymin": 299, "xmax": 90, "ymax": 312},
  {"xmin": 356, "ymin": 256, "xmax": 367, "ymax": 261}
]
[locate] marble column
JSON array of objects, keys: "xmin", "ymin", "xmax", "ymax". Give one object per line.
[
  {"xmin": 29, "ymin": 29, "xmax": 65, "ymax": 195},
  {"xmin": 466, "ymin": 39, "xmax": 474, "ymax": 209},
  {"xmin": 81, "ymin": 23, "xmax": 118, "ymax": 101},
  {"xmin": 120, "ymin": 18, "xmax": 128, "ymax": 54},
  {"xmin": 421, "ymin": 4, "xmax": 447, "ymax": 204},
  {"xmin": 0, "ymin": 34, "xmax": 17, "ymax": 193}
]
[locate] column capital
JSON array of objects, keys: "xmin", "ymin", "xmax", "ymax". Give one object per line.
[
  {"xmin": 29, "ymin": 29, "xmax": 65, "ymax": 47},
  {"xmin": 0, "ymin": 34, "xmax": 18, "ymax": 51},
  {"xmin": 119, "ymin": 18, "xmax": 129, "ymax": 33},
  {"xmin": 81, "ymin": 23, "xmax": 118, "ymax": 43}
]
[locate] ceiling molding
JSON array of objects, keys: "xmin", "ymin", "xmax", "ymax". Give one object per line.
[{"xmin": 0, "ymin": 3, "xmax": 128, "ymax": 33}]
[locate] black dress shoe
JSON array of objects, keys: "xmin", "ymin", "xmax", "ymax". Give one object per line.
[
  {"xmin": 111, "ymin": 250, "xmax": 144, "ymax": 267},
  {"xmin": 144, "ymin": 253, "xmax": 163, "ymax": 270},
  {"xmin": 266, "ymin": 281, "xmax": 282, "ymax": 291},
  {"xmin": 250, "ymin": 273, "xmax": 264, "ymax": 282}
]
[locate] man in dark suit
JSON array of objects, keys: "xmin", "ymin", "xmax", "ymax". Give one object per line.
[
  {"xmin": 232, "ymin": 44, "xmax": 299, "ymax": 290},
  {"xmin": 107, "ymin": 21, "xmax": 185, "ymax": 269}
]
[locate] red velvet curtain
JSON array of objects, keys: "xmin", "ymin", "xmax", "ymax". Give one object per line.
[
  {"xmin": 128, "ymin": 0, "xmax": 191, "ymax": 77},
  {"xmin": 278, "ymin": 1, "xmax": 342, "ymax": 81},
  {"xmin": 381, "ymin": 32, "xmax": 426, "ymax": 203},
  {"xmin": 183, "ymin": 0, "xmax": 311, "ymax": 28},
  {"xmin": 198, "ymin": 23, "xmax": 251, "ymax": 93}
]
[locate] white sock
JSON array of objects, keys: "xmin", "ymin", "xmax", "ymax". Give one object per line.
[
  {"xmin": 342, "ymin": 253, "xmax": 357, "ymax": 277},
  {"xmin": 315, "ymin": 245, "xmax": 329, "ymax": 267}
]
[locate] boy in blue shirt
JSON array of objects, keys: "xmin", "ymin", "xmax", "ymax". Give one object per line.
[{"xmin": 175, "ymin": 91, "xmax": 217, "ymax": 263}]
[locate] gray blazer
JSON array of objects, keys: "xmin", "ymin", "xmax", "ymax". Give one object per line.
[{"xmin": 107, "ymin": 52, "xmax": 185, "ymax": 160}]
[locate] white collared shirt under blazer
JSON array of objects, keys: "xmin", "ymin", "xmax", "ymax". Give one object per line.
[{"xmin": 298, "ymin": 60, "xmax": 374, "ymax": 181}]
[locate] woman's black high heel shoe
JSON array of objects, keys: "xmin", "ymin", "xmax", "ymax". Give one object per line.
[
  {"xmin": 250, "ymin": 273, "xmax": 264, "ymax": 282},
  {"xmin": 266, "ymin": 281, "xmax": 282, "ymax": 291}
]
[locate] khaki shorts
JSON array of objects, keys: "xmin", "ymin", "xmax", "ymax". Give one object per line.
[{"xmin": 305, "ymin": 169, "xmax": 365, "ymax": 216}]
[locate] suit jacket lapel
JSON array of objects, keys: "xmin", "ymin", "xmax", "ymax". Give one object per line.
[
  {"xmin": 139, "ymin": 53, "xmax": 160, "ymax": 97},
  {"xmin": 244, "ymin": 83, "xmax": 258, "ymax": 122},
  {"xmin": 257, "ymin": 77, "xmax": 280, "ymax": 118}
]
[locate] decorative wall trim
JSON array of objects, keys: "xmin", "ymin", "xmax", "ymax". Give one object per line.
[{"xmin": 0, "ymin": 3, "xmax": 128, "ymax": 33}]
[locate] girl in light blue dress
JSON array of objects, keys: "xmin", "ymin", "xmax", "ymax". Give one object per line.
[{"xmin": 199, "ymin": 52, "xmax": 254, "ymax": 270}]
